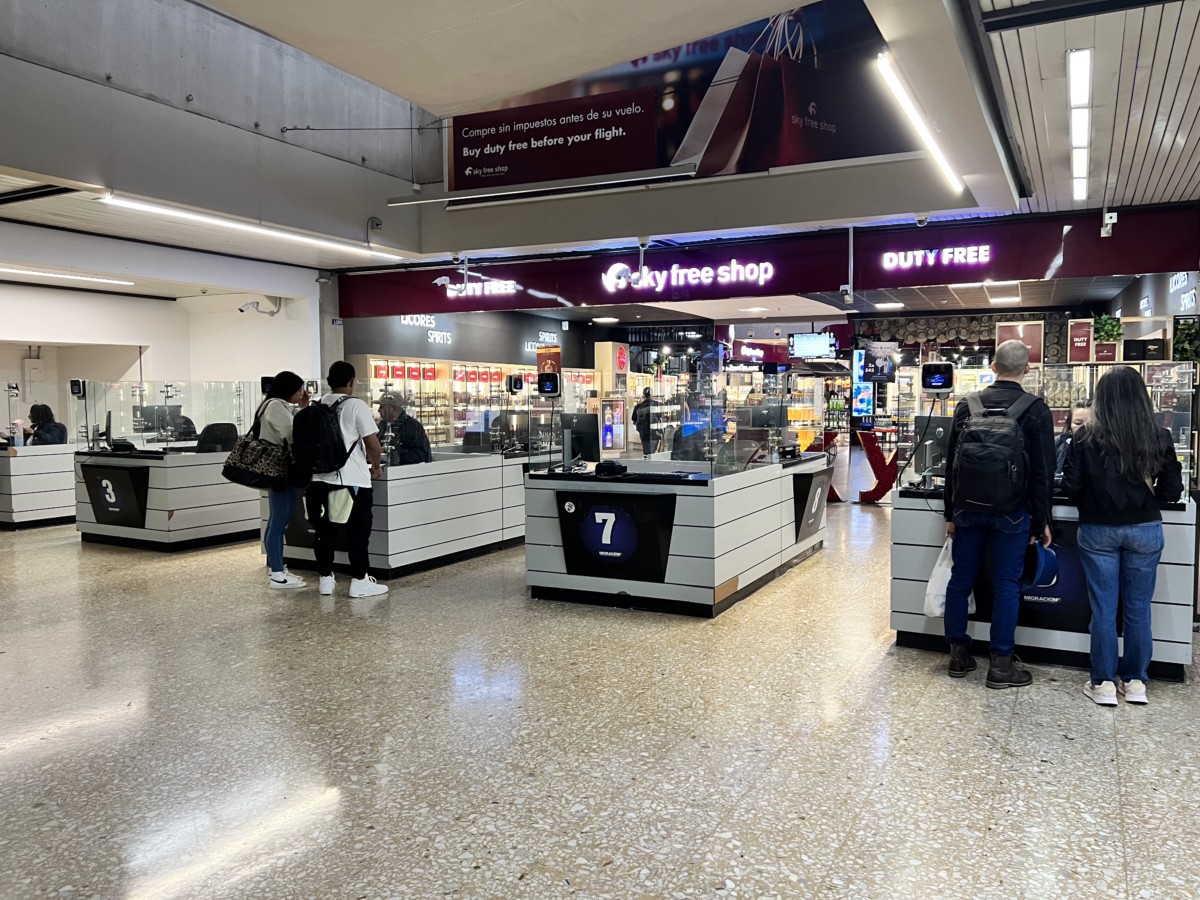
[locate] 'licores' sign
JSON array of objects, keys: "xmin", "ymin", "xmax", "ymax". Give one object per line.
[
  {"xmin": 881, "ymin": 245, "xmax": 992, "ymax": 270},
  {"xmin": 602, "ymin": 258, "xmax": 775, "ymax": 293}
]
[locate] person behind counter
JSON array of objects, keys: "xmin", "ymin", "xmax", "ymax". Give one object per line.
[
  {"xmin": 305, "ymin": 361, "xmax": 387, "ymax": 600},
  {"xmin": 943, "ymin": 339, "xmax": 1055, "ymax": 689},
  {"xmin": 25, "ymin": 404, "xmax": 68, "ymax": 445},
  {"xmin": 378, "ymin": 395, "xmax": 431, "ymax": 465},
  {"xmin": 1054, "ymin": 400, "xmax": 1092, "ymax": 478},
  {"xmin": 1062, "ymin": 366, "xmax": 1183, "ymax": 707},
  {"xmin": 258, "ymin": 370, "xmax": 309, "ymax": 591}
]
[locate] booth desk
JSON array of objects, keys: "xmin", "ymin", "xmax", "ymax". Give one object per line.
[
  {"xmin": 278, "ymin": 451, "xmax": 530, "ymax": 578},
  {"xmin": 525, "ymin": 454, "xmax": 834, "ymax": 617},
  {"xmin": 75, "ymin": 450, "xmax": 260, "ymax": 550},
  {"xmin": 890, "ymin": 489, "xmax": 1196, "ymax": 681},
  {"xmin": 0, "ymin": 444, "xmax": 76, "ymax": 528}
]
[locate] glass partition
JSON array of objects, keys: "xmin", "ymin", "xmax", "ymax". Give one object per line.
[{"xmin": 73, "ymin": 381, "xmax": 258, "ymax": 451}]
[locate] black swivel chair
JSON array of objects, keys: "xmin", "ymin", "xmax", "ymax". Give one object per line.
[{"xmin": 196, "ymin": 423, "xmax": 239, "ymax": 453}]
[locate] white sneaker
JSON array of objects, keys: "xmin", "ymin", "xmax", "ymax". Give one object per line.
[
  {"xmin": 269, "ymin": 571, "xmax": 306, "ymax": 590},
  {"xmin": 1118, "ymin": 679, "xmax": 1149, "ymax": 705},
  {"xmin": 318, "ymin": 575, "xmax": 335, "ymax": 596},
  {"xmin": 349, "ymin": 575, "xmax": 388, "ymax": 598},
  {"xmin": 1083, "ymin": 680, "xmax": 1119, "ymax": 706}
]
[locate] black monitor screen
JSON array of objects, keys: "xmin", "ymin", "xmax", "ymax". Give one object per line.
[
  {"xmin": 913, "ymin": 415, "xmax": 955, "ymax": 476},
  {"xmin": 559, "ymin": 412, "xmax": 601, "ymax": 463}
]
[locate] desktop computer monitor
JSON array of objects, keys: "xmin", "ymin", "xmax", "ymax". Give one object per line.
[
  {"xmin": 558, "ymin": 412, "xmax": 601, "ymax": 464},
  {"xmin": 913, "ymin": 415, "xmax": 955, "ymax": 477}
]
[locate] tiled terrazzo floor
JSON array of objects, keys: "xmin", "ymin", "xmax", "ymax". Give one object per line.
[{"xmin": 1, "ymin": 505, "xmax": 1198, "ymax": 899}]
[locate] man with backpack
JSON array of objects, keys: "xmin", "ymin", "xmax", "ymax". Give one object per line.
[
  {"xmin": 942, "ymin": 340, "xmax": 1055, "ymax": 689},
  {"xmin": 293, "ymin": 361, "xmax": 387, "ymax": 599}
]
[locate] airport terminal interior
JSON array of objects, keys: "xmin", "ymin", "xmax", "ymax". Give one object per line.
[{"xmin": 3, "ymin": 0, "xmax": 1200, "ymax": 897}]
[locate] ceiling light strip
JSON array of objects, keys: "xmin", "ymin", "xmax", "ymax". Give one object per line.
[
  {"xmin": 1067, "ymin": 49, "xmax": 1092, "ymax": 203},
  {"xmin": 876, "ymin": 53, "xmax": 964, "ymax": 194},
  {"xmin": 99, "ymin": 196, "xmax": 405, "ymax": 261},
  {"xmin": 0, "ymin": 266, "xmax": 135, "ymax": 286}
]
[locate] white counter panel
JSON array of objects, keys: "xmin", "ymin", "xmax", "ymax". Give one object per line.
[
  {"xmin": 0, "ymin": 445, "xmax": 77, "ymax": 525},
  {"xmin": 525, "ymin": 456, "xmax": 830, "ymax": 615},
  {"xmin": 889, "ymin": 489, "xmax": 1195, "ymax": 671}
]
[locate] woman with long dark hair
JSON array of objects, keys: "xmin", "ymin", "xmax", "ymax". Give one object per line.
[
  {"xmin": 257, "ymin": 371, "xmax": 309, "ymax": 590},
  {"xmin": 1062, "ymin": 366, "xmax": 1183, "ymax": 706},
  {"xmin": 26, "ymin": 404, "xmax": 68, "ymax": 445}
]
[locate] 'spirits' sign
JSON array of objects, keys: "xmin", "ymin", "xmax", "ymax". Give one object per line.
[
  {"xmin": 602, "ymin": 259, "xmax": 775, "ymax": 293},
  {"xmin": 881, "ymin": 245, "xmax": 992, "ymax": 270}
]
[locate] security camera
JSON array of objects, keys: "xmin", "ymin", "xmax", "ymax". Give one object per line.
[
  {"xmin": 840, "ymin": 284, "xmax": 854, "ymax": 304},
  {"xmin": 238, "ymin": 298, "xmax": 282, "ymax": 317},
  {"xmin": 915, "ymin": 215, "xmax": 930, "ymax": 228},
  {"xmin": 432, "ymin": 276, "xmax": 451, "ymax": 287}
]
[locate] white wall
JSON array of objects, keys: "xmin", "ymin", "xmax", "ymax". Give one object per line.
[
  {"xmin": 177, "ymin": 294, "xmax": 321, "ymax": 382},
  {"xmin": 0, "ymin": 283, "xmax": 192, "ymax": 380}
]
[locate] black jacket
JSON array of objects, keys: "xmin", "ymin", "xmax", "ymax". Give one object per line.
[
  {"xmin": 385, "ymin": 412, "xmax": 432, "ymax": 465},
  {"xmin": 943, "ymin": 380, "xmax": 1056, "ymax": 534},
  {"xmin": 30, "ymin": 422, "xmax": 68, "ymax": 445},
  {"xmin": 1061, "ymin": 425, "xmax": 1184, "ymax": 524},
  {"xmin": 632, "ymin": 399, "xmax": 654, "ymax": 437}
]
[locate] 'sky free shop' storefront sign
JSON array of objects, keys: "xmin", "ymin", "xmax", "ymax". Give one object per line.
[{"xmin": 602, "ymin": 258, "xmax": 776, "ymax": 294}]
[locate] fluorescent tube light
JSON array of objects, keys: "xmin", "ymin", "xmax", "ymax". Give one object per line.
[
  {"xmin": 1072, "ymin": 148, "xmax": 1088, "ymax": 179},
  {"xmin": 1068, "ymin": 49, "xmax": 1092, "ymax": 108},
  {"xmin": 99, "ymin": 195, "xmax": 405, "ymax": 261},
  {"xmin": 874, "ymin": 302, "xmax": 905, "ymax": 310},
  {"xmin": 1073, "ymin": 177, "xmax": 1088, "ymax": 201},
  {"xmin": 989, "ymin": 296, "xmax": 1022, "ymax": 305},
  {"xmin": 876, "ymin": 53, "xmax": 964, "ymax": 193},
  {"xmin": 738, "ymin": 307, "xmax": 769, "ymax": 313},
  {"xmin": 0, "ymin": 266, "xmax": 135, "ymax": 286},
  {"xmin": 1071, "ymin": 108, "xmax": 1090, "ymax": 149},
  {"xmin": 591, "ymin": 317, "xmax": 620, "ymax": 324}
]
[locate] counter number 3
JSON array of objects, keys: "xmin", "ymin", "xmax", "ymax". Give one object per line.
[{"xmin": 101, "ymin": 479, "xmax": 117, "ymax": 504}]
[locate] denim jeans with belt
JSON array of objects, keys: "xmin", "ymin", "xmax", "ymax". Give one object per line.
[
  {"xmin": 1078, "ymin": 521, "xmax": 1163, "ymax": 684},
  {"xmin": 945, "ymin": 509, "xmax": 1030, "ymax": 655}
]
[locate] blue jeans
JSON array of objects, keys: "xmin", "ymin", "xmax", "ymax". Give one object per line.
[
  {"xmin": 1078, "ymin": 522, "xmax": 1163, "ymax": 684},
  {"xmin": 265, "ymin": 487, "xmax": 299, "ymax": 572},
  {"xmin": 945, "ymin": 509, "xmax": 1030, "ymax": 655}
]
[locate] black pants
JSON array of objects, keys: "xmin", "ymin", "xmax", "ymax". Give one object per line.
[
  {"xmin": 639, "ymin": 430, "xmax": 654, "ymax": 458},
  {"xmin": 306, "ymin": 483, "xmax": 374, "ymax": 579}
]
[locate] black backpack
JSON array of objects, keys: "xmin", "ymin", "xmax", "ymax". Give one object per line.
[
  {"xmin": 291, "ymin": 396, "xmax": 356, "ymax": 476},
  {"xmin": 952, "ymin": 392, "xmax": 1037, "ymax": 513}
]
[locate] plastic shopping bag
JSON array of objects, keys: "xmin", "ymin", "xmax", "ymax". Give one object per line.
[{"xmin": 923, "ymin": 538, "xmax": 975, "ymax": 617}]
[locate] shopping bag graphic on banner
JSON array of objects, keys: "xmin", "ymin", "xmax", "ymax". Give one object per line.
[
  {"xmin": 673, "ymin": 7, "xmax": 918, "ymax": 176},
  {"xmin": 670, "ymin": 47, "xmax": 760, "ymax": 177}
]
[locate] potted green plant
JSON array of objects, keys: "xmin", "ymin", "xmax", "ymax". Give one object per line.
[
  {"xmin": 1093, "ymin": 313, "xmax": 1123, "ymax": 362},
  {"xmin": 1172, "ymin": 316, "xmax": 1200, "ymax": 362}
]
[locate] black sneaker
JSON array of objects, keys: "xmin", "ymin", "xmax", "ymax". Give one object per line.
[
  {"xmin": 986, "ymin": 653, "xmax": 1033, "ymax": 689},
  {"xmin": 948, "ymin": 643, "xmax": 977, "ymax": 678}
]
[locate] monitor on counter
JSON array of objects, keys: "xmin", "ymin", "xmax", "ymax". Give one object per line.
[
  {"xmin": 788, "ymin": 332, "xmax": 835, "ymax": 360},
  {"xmin": 558, "ymin": 412, "xmax": 601, "ymax": 464}
]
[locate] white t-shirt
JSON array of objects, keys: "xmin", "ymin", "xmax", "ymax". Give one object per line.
[{"xmin": 313, "ymin": 393, "xmax": 378, "ymax": 489}]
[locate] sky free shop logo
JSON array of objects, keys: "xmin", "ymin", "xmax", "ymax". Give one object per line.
[{"xmin": 601, "ymin": 258, "xmax": 776, "ymax": 293}]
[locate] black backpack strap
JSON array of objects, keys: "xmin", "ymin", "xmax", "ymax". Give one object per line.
[
  {"xmin": 965, "ymin": 393, "xmax": 986, "ymax": 417},
  {"xmin": 1006, "ymin": 393, "xmax": 1038, "ymax": 421},
  {"xmin": 249, "ymin": 397, "xmax": 274, "ymax": 439}
]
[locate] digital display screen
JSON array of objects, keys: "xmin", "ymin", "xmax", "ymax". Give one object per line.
[
  {"xmin": 537, "ymin": 372, "xmax": 561, "ymax": 396},
  {"xmin": 921, "ymin": 363, "xmax": 956, "ymax": 392},
  {"xmin": 788, "ymin": 332, "xmax": 835, "ymax": 359},
  {"xmin": 851, "ymin": 383, "xmax": 875, "ymax": 417}
]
